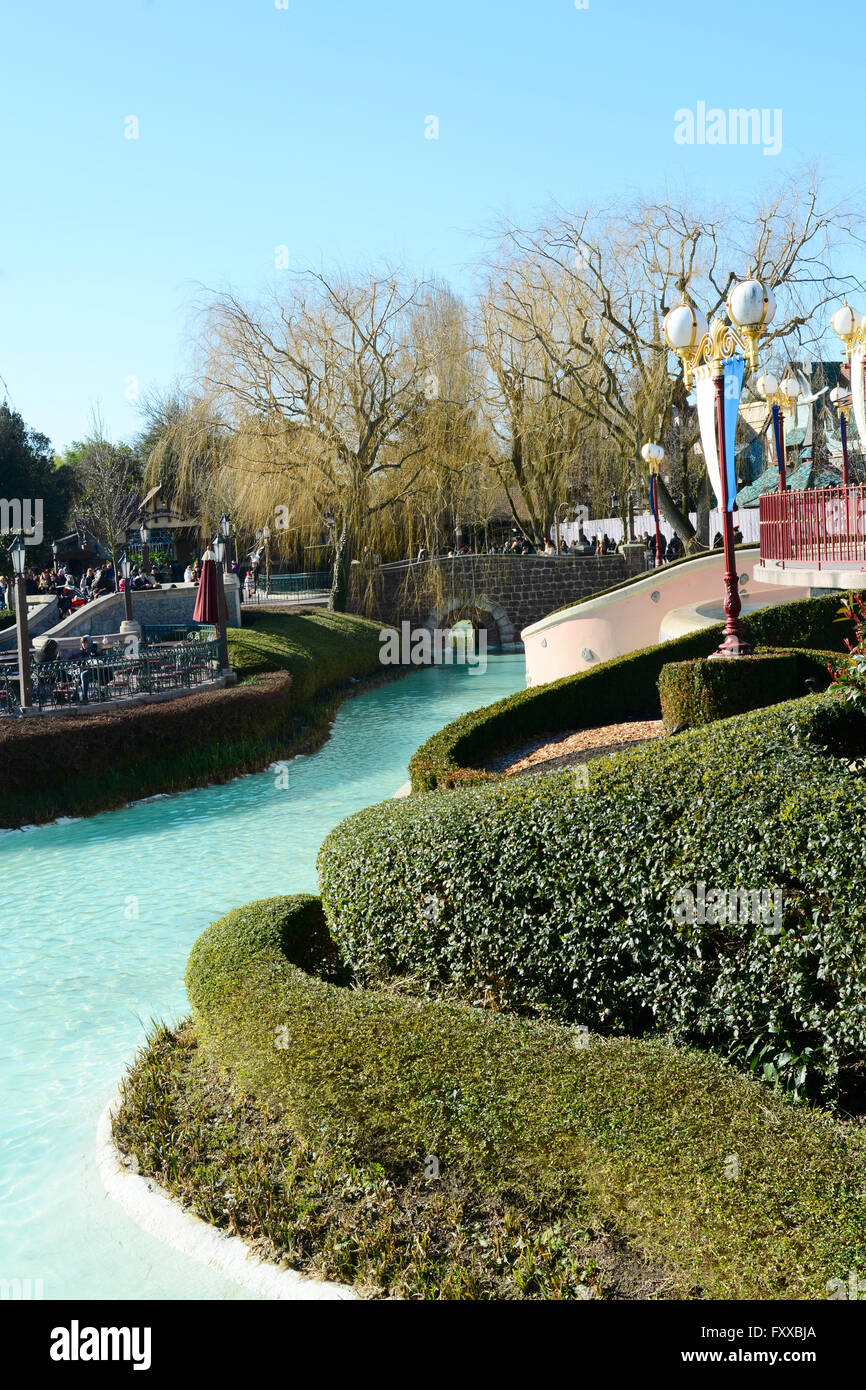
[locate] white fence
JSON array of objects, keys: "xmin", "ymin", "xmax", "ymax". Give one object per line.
[{"xmin": 555, "ymin": 508, "xmax": 760, "ymax": 548}]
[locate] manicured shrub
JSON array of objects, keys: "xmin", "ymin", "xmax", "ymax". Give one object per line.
[
  {"xmin": 0, "ymin": 672, "xmax": 296, "ymax": 827},
  {"xmin": 184, "ymin": 891, "xmax": 866, "ymax": 1299},
  {"xmin": 658, "ymin": 648, "xmax": 833, "ymax": 733},
  {"xmin": 187, "ymin": 895, "xmax": 346, "ymax": 1013},
  {"xmin": 746, "ymin": 591, "xmax": 855, "ymax": 652},
  {"xmin": 409, "ymin": 592, "xmax": 857, "ymax": 790},
  {"xmin": 0, "ymin": 607, "xmax": 13, "ymax": 631},
  {"xmin": 0, "ymin": 611, "xmax": 389, "ymax": 828},
  {"xmin": 323, "ymin": 692, "xmax": 866, "ymax": 1099}
]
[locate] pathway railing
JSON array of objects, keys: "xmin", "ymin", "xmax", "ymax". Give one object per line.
[
  {"xmin": 0, "ymin": 639, "xmax": 222, "ymax": 716},
  {"xmin": 0, "ymin": 668, "xmax": 20, "ymax": 716},
  {"xmin": 141, "ymin": 622, "xmax": 217, "ymax": 646},
  {"xmin": 759, "ymin": 486, "xmax": 866, "ymax": 569},
  {"xmin": 246, "ymin": 571, "xmax": 332, "ymax": 602}
]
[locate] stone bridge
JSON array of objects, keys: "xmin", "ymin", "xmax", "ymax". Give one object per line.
[{"xmin": 347, "ymin": 552, "xmax": 646, "ymax": 649}]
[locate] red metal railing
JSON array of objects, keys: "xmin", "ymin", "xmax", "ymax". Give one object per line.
[{"xmin": 759, "ymin": 486, "xmax": 866, "ymax": 570}]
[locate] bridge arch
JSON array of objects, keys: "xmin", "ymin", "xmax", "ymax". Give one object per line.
[{"xmin": 422, "ymin": 595, "xmax": 516, "ymax": 651}]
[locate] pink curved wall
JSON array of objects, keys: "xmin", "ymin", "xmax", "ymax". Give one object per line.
[{"xmin": 522, "ymin": 548, "xmax": 810, "ymax": 687}]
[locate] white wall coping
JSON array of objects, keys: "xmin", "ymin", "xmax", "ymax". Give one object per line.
[
  {"xmin": 521, "ymin": 547, "xmax": 760, "ymax": 639},
  {"xmin": 97, "ymin": 1092, "xmax": 357, "ymax": 1301},
  {"xmin": 754, "ymin": 560, "xmax": 866, "ymax": 590}
]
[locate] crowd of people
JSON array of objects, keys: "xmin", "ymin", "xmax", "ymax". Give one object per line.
[
  {"xmin": 0, "ymin": 552, "xmax": 262, "ymax": 620},
  {"xmin": 414, "ymin": 529, "xmax": 679, "ymax": 561},
  {"xmin": 1, "ymin": 522, "xmax": 747, "ymax": 618},
  {"xmin": 0, "ymin": 559, "xmax": 170, "ymax": 619},
  {"xmin": 415, "ymin": 531, "xmax": 630, "ymax": 560}
]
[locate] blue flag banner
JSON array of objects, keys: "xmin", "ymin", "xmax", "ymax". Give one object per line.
[
  {"xmin": 649, "ymin": 473, "xmax": 658, "ymax": 522},
  {"xmin": 723, "ymin": 355, "xmax": 745, "ymax": 510},
  {"xmin": 772, "ymin": 402, "xmax": 785, "ymax": 478}
]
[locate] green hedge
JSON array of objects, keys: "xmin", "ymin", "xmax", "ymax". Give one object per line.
[
  {"xmin": 658, "ymin": 648, "xmax": 833, "ymax": 733},
  {"xmin": 227, "ymin": 610, "xmax": 385, "ymax": 695},
  {"xmin": 0, "ymin": 612, "xmax": 392, "ymax": 829},
  {"xmin": 409, "ymin": 592, "xmax": 856, "ymax": 790},
  {"xmin": 322, "ymin": 692, "xmax": 866, "ymax": 1099},
  {"xmin": 185, "ymin": 892, "xmax": 866, "ymax": 1299},
  {"xmin": 0, "ymin": 607, "xmax": 13, "ymax": 631}
]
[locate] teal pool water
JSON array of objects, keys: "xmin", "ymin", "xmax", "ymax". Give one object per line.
[{"xmin": 0, "ymin": 656, "xmax": 524, "ymax": 1300}]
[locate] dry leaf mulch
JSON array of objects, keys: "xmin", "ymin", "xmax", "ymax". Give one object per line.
[{"xmin": 485, "ymin": 719, "xmax": 664, "ymax": 777}]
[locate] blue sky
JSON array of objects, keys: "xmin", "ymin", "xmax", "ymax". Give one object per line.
[{"xmin": 1, "ymin": 0, "xmax": 863, "ymax": 452}]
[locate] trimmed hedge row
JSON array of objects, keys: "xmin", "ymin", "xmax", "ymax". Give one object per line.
[
  {"xmin": 322, "ymin": 691, "xmax": 866, "ymax": 1099},
  {"xmin": 658, "ymin": 649, "xmax": 832, "ymax": 733},
  {"xmin": 409, "ymin": 592, "xmax": 856, "ymax": 791},
  {"xmin": 185, "ymin": 893, "xmax": 866, "ymax": 1299},
  {"xmin": 0, "ymin": 672, "xmax": 295, "ymax": 826},
  {"xmin": 0, "ymin": 611, "xmax": 389, "ymax": 828}
]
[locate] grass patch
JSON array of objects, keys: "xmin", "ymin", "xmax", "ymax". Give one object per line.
[
  {"xmin": 117, "ymin": 891, "xmax": 866, "ymax": 1301},
  {"xmin": 113, "ymin": 1021, "xmax": 670, "ymax": 1301},
  {"xmin": 227, "ymin": 610, "xmax": 384, "ymax": 694}
]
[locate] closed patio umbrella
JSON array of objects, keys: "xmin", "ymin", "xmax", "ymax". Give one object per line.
[
  {"xmin": 193, "ymin": 549, "xmax": 230, "ymax": 671},
  {"xmin": 193, "ymin": 552, "xmax": 228, "ymax": 625}
]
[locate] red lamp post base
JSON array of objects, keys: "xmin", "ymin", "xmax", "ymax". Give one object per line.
[{"xmin": 712, "ymin": 632, "xmax": 753, "ymax": 658}]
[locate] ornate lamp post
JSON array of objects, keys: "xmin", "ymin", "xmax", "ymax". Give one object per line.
[
  {"xmin": 663, "ymin": 278, "xmax": 776, "ymax": 656},
  {"xmin": 119, "ymin": 553, "xmax": 133, "ymax": 623},
  {"xmin": 829, "ymin": 302, "xmax": 866, "ymax": 483},
  {"xmin": 829, "ymin": 386, "xmax": 852, "ymax": 486},
  {"xmin": 211, "ymin": 533, "xmax": 230, "ymax": 671},
  {"xmin": 139, "ymin": 520, "xmax": 150, "ymax": 576},
  {"xmin": 261, "ymin": 524, "xmax": 271, "ymax": 593},
  {"xmin": 10, "ymin": 535, "xmax": 32, "ymax": 710},
  {"xmin": 641, "ymin": 442, "xmax": 665, "ymax": 566},
  {"xmin": 219, "ymin": 513, "xmax": 232, "ymax": 574},
  {"xmin": 757, "ymin": 371, "xmax": 800, "ymax": 491}
]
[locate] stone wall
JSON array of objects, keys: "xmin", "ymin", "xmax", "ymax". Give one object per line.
[
  {"xmin": 348, "ymin": 553, "xmax": 647, "ymax": 647},
  {"xmin": 19, "ymin": 579, "xmax": 242, "ymax": 647},
  {"xmin": 0, "ymin": 594, "xmax": 59, "ymax": 651}
]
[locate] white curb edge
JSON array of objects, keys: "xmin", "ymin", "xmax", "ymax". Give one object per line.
[{"xmin": 96, "ymin": 1091, "xmax": 358, "ymax": 1301}]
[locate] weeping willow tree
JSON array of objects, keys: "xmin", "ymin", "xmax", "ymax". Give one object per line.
[
  {"xmin": 145, "ymin": 272, "xmax": 454, "ymax": 610},
  {"xmin": 393, "ymin": 281, "xmax": 495, "ymax": 558},
  {"xmin": 139, "ymin": 388, "xmax": 231, "ymax": 545},
  {"xmin": 142, "ymin": 272, "xmax": 495, "ymax": 612}
]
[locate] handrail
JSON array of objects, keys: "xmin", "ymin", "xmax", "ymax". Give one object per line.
[
  {"xmin": 0, "ymin": 639, "xmax": 221, "ymax": 716},
  {"xmin": 759, "ymin": 485, "xmax": 866, "ymax": 570},
  {"xmin": 141, "ymin": 623, "xmax": 217, "ymax": 645}
]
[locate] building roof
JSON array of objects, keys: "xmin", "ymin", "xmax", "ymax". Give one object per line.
[{"xmin": 736, "ymin": 462, "xmax": 843, "ymax": 507}]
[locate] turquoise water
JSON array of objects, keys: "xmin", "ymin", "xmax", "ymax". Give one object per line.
[{"xmin": 0, "ymin": 656, "xmax": 524, "ymax": 1300}]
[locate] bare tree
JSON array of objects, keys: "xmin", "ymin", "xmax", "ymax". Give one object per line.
[
  {"xmin": 71, "ymin": 414, "xmax": 142, "ymax": 585},
  {"xmin": 492, "ymin": 170, "xmax": 866, "ymax": 544},
  {"xmin": 479, "ymin": 262, "xmax": 600, "ymax": 542}
]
